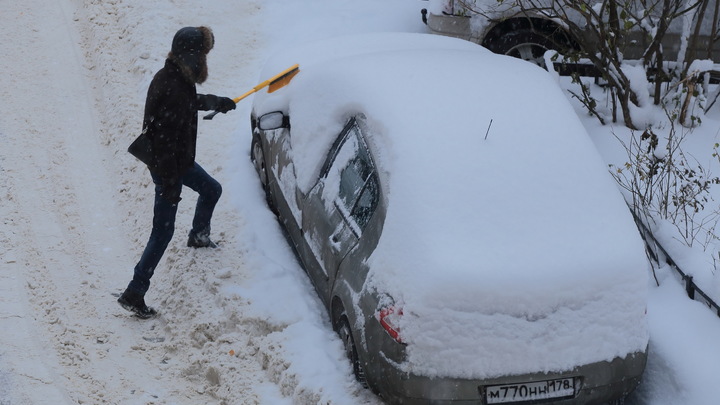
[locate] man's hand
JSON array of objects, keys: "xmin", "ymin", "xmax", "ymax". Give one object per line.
[{"xmin": 216, "ymin": 97, "xmax": 236, "ymax": 113}]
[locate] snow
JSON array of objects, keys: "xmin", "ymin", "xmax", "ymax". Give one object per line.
[{"xmin": 0, "ymin": 1, "xmax": 719, "ymax": 405}]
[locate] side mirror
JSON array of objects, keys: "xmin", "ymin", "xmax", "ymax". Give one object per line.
[{"xmin": 257, "ymin": 111, "xmax": 289, "ymax": 130}]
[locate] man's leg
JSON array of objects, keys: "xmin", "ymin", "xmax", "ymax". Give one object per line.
[
  {"xmin": 119, "ymin": 175, "xmax": 180, "ymax": 318},
  {"xmin": 125, "ymin": 175, "xmax": 180, "ymax": 296},
  {"xmin": 183, "ymin": 162, "xmax": 222, "ymax": 247}
]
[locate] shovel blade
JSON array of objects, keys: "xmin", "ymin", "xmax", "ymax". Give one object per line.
[{"xmin": 268, "ymin": 66, "xmax": 300, "ymax": 93}]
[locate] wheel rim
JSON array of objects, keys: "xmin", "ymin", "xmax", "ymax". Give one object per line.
[{"xmin": 506, "ymin": 43, "xmax": 547, "ymax": 67}]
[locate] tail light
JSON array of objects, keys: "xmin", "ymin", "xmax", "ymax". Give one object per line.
[{"xmin": 377, "ymin": 306, "xmax": 403, "ymax": 343}]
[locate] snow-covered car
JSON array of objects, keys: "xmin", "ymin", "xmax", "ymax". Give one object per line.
[
  {"xmin": 249, "ymin": 32, "xmax": 649, "ymax": 405},
  {"xmin": 421, "ymin": 0, "xmax": 720, "ymax": 67}
]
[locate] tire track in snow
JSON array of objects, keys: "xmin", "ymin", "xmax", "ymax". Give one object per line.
[
  {"xmin": 0, "ymin": 1, "xmax": 226, "ymax": 403},
  {"xmin": 0, "ymin": 1, "xmax": 122, "ymax": 402}
]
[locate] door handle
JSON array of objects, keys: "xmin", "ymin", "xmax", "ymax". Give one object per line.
[{"xmin": 329, "ymin": 232, "xmax": 343, "ymax": 251}]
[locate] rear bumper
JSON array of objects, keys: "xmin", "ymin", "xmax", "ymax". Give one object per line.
[{"xmin": 370, "ymin": 351, "xmax": 647, "ymax": 405}]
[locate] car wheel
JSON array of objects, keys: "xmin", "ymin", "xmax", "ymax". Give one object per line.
[
  {"xmin": 489, "ymin": 29, "xmax": 566, "ymax": 68},
  {"xmin": 335, "ymin": 313, "xmax": 368, "ymax": 388},
  {"xmin": 250, "ymin": 135, "xmax": 276, "ymax": 212}
]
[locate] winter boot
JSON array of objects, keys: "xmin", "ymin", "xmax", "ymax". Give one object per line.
[
  {"xmin": 117, "ymin": 289, "xmax": 157, "ymax": 319},
  {"xmin": 187, "ymin": 231, "xmax": 218, "ymax": 249}
]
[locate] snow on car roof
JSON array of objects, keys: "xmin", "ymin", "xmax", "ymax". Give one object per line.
[{"xmin": 254, "ymin": 33, "xmax": 649, "ymax": 377}]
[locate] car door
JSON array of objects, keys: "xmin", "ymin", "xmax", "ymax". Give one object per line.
[
  {"xmin": 301, "ymin": 118, "xmax": 379, "ymax": 298},
  {"xmin": 269, "ymin": 125, "xmax": 303, "ymax": 227},
  {"xmin": 256, "ymin": 111, "xmax": 304, "ymax": 232}
]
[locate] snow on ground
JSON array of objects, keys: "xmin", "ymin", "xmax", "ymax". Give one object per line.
[{"xmin": 0, "ymin": 0, "xmax": 719, "ymax": 404}]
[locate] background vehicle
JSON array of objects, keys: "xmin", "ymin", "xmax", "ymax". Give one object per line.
[
  {"xmin": 421, "ymin": 0, "xmax": 720, "ymax": 71},
  {"xmin": 250, "ymin": 32, "xmax": 650, "ymax": 404}
]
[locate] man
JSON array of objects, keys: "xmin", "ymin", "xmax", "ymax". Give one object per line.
[{"xmin": 118, "ymin": 26, "xmax": 236, "ymax": 318}]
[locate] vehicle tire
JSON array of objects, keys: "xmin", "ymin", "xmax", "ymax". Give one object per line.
[
  {"xmin": 487, "ymin": 29, "xmax": 568, "ymax": 68},
  {"xmin": 250, "ymin": 134, "xmax": 268, "ymax": 188},
  {"xmin": 334, "ymin": 312, "xmax": 368, "ymax": 388},
  {"xmin": 250, "ymin": 134, "xmax": 275, "ymax": 212}
]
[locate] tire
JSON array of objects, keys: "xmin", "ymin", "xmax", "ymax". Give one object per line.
[
  {"xmin": 250, "ymin": 135, "xmax": 275, "ymax": 212},
  {"xmin": 488, "ymin": 29, "xmax": 568, "ymax": 68},
  {"xmin": 334, "ymin": 312, "xmax": 368, "ymax": 388},
  {"xmin": 250, "ymin": 135, "xmax": 268, "ymax": 189}
]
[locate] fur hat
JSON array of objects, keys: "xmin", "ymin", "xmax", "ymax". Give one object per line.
[{"xmin": 168, "ymin": 26, "xmax": 214, "ymax": 83}]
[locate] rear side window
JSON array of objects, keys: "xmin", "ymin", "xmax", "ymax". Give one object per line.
[
  {"xmin": 322, "ymin": 119, "xmax": 379, "ymax": 233},
  {"xmin": 351, "ymin": 174, "xmax": 379, "ymax": 230}
]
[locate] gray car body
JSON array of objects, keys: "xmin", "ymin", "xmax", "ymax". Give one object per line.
[
  {"xmin": 250, "ymin": 113, "xmax": 647, "ymax": 405},
  {"xmin": 249, "ymin": 33, "xmax": 648, "ymax": 404}
]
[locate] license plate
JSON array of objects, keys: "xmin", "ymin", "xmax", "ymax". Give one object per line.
[{"xmin": 485, "ymin": 377, "xmax": 575, "ymax": 404}]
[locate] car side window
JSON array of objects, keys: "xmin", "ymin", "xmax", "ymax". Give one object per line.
[
  {"xmin": 351, "ymin": 173, "xmax": 379, "ymax": 230},
  {"xmin": 323, "ymin": 119, "xmax": 379, "ymax": 232}
]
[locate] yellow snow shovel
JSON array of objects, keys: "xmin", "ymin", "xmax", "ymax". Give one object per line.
[{"xmin": 204, "ymin": 64, "xmax": 300, "ymax": 120}]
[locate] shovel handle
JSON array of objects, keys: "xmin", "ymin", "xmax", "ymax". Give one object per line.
[{"xmin": 203, "ymin": 65, "xmax": 299, "ymax": 121}]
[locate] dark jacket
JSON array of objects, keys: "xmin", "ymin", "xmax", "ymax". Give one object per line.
[{"xmin": 143, "ymin": 58, "xmax": 221, "ymax": 183}]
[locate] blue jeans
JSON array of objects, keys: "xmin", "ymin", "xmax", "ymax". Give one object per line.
[{"xmin": 127, "ymin": 162, "xmax": 222, "ymax": 295}]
